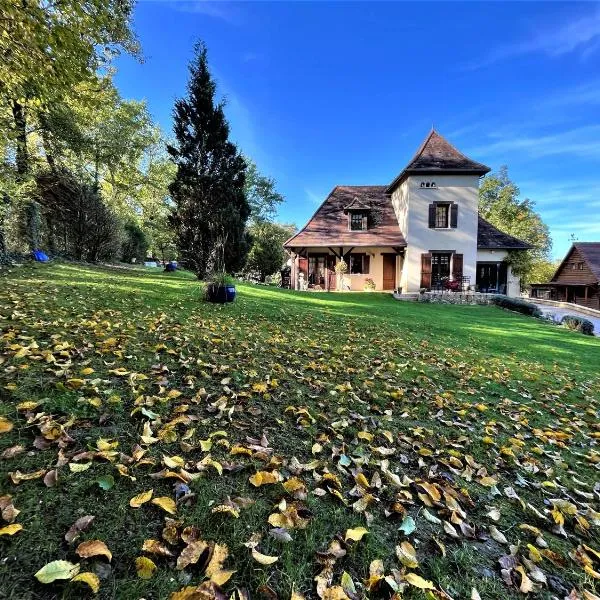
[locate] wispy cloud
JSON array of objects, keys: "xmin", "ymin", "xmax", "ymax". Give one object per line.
[
  {"xmin": 167, "ymin": 0, "xmax": 240, "ymax": 24},
  {"xmin": 468, "ymin": 124, "xmax": 600, "ymax": 161},
  {"xmin": 541, "ymin": 80, "xmax": 600, "ymax": 108},
  {"xmin": 462, "ymin": 7, "xmax": 600, "ymax": 70},
  {"xmin": 305, "ymin": 189, "xmax": 324, "ymax": 206}
]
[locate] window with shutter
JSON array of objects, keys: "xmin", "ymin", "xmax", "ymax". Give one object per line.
[
  {"xmin": 452, "ymin": 253, "xmax": 463, "ymax": 279},
  {"xmin": 450, "ymin": 204, "xmax": 458, "ymax": 228}
]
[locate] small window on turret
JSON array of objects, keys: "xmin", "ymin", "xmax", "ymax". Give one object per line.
[{"xmin": 421, "ymin": 181, "xmax": 437, "ymax": 189}]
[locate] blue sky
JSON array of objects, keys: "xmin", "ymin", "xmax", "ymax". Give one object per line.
[{"xmin": 114, "ymin": 1, "xmax": 600, "ymax": 259}]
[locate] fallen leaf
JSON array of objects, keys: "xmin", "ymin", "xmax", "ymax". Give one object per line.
[
  {"xmin": 176, "ymin": 540, "xmax": 209, "ymax": 570},
  {"xmin": 35, "ymin": 560, "xmax": 80, "ymax": 583},
  {"xmin": 65, "ymin": 515, "xmax": 95, "ymax": 543},
  {"xmin": 252, "ymin": 549, "xmax": 279, "ymax": 565},
  {"xmin": 71, "ymin": 572, "xmax": 100, "ymax": 593},
  {"xmin": 76, "ymin": 540, "xmax": 112, "ymax": 561},
  {"xmin": 130, "ymin": 489, "xmax": 153, "ymax": 508},
  {"xmin": 152, "ymin": 496, "xmax": 177, "ymax": 515},
  {"xmin": 135, "ymin": 556, "xmax": 157, "ymax": 579},
  {"xmin": 396, "ymin": 541, "xmax": 419, "ymax": 568},
  {"xmin": 344, "ymin": 526, "xmax": 368, "ymax": 542},
  {"xmin": 0, "ymin": 524, "xmax": 23, "ymax": 535},
  {"xmin": 398, "ymin": 515, "xmax": 416, "ymax": 535},
  {"xmin": 404, "ymin": 572, "xmax": 435, "ymax": 589},
  {"xmin": 0, "ymin": 417, "xmax": 14, "ymax": 434}
]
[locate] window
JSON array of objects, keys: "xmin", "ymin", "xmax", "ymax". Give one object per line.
[
  {"xmin": 431, "ymin": 253, "xmax": 451, "ymax": 285},
  {"xmin": 578, "ymin": 262, "xmax": 585, "ymax": 270},
  {"xmin": 435, "ymin": 203, "xmax": 450, "ymax": 228},
  {"xmin": 350, "ymin": 212, "xmax": 367, "ymax": 231},
  {"xmin": 420, "ymin": 181, "xmax": 437, "ymax": 189},
  {"xmin": 349, "ymin": 253, "xmax": 370, "ymax": 274}
]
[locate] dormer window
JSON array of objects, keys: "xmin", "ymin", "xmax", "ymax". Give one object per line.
[{"xmin": 350, "ymin": 212, "xmax": 367, "ymax": 231}]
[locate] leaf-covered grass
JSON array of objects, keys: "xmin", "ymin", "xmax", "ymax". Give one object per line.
[{"xmin": 0, "ymin": 262, "xmax": 599, "ymax": 600}]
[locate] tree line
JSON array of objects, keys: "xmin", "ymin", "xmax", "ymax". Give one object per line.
[{"xmin": 1, "ymin": 1, "xmax": 294, "ymax": 283}]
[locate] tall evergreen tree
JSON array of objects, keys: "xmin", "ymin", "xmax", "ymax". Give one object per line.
[{"xmin": 167, "ymin": 42, "xmax": 250, "ymax": 278}]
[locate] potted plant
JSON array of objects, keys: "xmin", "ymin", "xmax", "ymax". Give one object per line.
[
  {"xmin": 363, "ymin": 278, "xmax": 376, "ymax": 291},
  {"xmin": 206, "ymin": 272, "xmax": 236, "ymax": 303}
]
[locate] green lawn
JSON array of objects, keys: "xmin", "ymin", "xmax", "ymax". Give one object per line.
[{"xmin": 1, "ymin": 262, "xmax": 599, "ymax": 600}]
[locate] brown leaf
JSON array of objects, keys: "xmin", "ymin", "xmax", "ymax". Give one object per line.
[
  {"xmin": 76, "ymin": 539, "xmax": 112, "ymax": 561},
  {"xmin": 65, "ymin": 515, "xmax": 95, "ymax": 543},
  {"xmin": 143, "ymin": 539, "xmax": 175, "ymax": 557},
  {"xmin": 43, "ymin": 469, "xmax": 58, "ymax": 487},
  {"xmin": 176, "ymin": 540, "xmax": 209, "ymax": 570}
]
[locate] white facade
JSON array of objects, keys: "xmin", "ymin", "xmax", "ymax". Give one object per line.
[{"xmin": 392, "ymin": 175, "xmax": 481, "ymax": 293}]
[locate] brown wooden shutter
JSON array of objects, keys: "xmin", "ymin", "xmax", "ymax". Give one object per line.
[
  {"xmin": 363, "ymin": 254, "xmax": 370, "ymax": 274},
  {"xmin": 450, "ymin": 203, "xmax": 458, "ymax": 228},
  {"xmin": 428, "ymin": 204, "xmax": 436, "ymax": 228},
  {"xmin": 420, "ymin": 253, "xmax": 432, "ymax": 289},
  {"xmin": 452, "ymin": 253, "xmax": 463, "ymax": 279},
  {"xmin": 299, "ymin": 257, "xmax": 308, "ymax": 277}
]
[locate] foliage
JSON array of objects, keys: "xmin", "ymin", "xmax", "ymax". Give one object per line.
[
  {"xmin": 244, "ymin": 158, "xmax": 284, "ymax": 222},
  {"xmin": 122, "ymin": 221, "xmax": 149, "ymax": 264},
  {"xmin": 490, "ymin": 295, "xmax": 542, "ymax": 317},
  {"xmin": 0, "ymin": 263, "xmax": 599, "ymax": 599},
  {"xmin": 527, "ymin": 258, "xmax": 560, "ymax": 284},
  {"xmin": 561, "ymin": 315, "xmax": 594, "ymax": 335},
  {"xmin": 334, "ymin": 259, "xmax": 348, "ymax": 274},
  {"xmin": 479, "ymin": 167, "xmax": 552, "ymax": 286},
  {"xmin": 363, "ymin": 278, "xmax": 376, "ymax": 291},
  {"xmin": 245, "ymin": 222, "xmax": 295, "ymax": 282},
  {"xmin": 168, "ymin": 42, "xmax": 250, "ymax": 278}
]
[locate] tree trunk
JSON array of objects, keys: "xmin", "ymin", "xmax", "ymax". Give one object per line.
[{"xmin": 11, "ymin": 100, "xmax": 28, "ymax": 177}]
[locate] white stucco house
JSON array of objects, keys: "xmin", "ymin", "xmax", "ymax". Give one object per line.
[{"xmin": 284, "ymin": 130, "xmax": 531, "ymax": 296}]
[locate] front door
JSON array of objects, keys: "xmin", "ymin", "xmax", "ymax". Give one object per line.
[
  {"xmin": 383, "ymin": 254, "xmax": 396, "ymax": 290},
  {"xmin": 431, "ymin": 253, "xmax": 451, "ymax": 287}
]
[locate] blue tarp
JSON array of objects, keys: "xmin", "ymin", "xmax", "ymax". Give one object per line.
[{"xmin": 33, "ymin": 250, "xmax": 49, "ymax": 262}]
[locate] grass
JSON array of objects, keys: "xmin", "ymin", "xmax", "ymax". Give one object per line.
[{"xmin": 0, "ymin": 262, "xmax": 599, "ymax": 599}]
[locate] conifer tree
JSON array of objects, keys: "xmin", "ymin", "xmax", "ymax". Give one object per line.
[{"xmin": 168, "ymin": 42, "xmax": 250, "ymax": 278}]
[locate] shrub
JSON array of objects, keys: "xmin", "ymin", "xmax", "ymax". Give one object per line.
[
  {"xmin": 561, "ymin": 315, "xmax": 595, "ymax": 336},
  {"xmin": 491, "ymin": 295, "xmax": 542, "ymax": 317},
  {"xmin": 364, "ymin": 278, "xmax": 376, "ymax": 291}
]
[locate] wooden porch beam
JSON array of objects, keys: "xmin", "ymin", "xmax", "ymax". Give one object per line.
[
  {"xmin": 328, "ymin": 247, "xmax": 342, "ymax": 259},
  {"xmin": 392, "ymin": 246, "xmax": 405, "ymax": 255},
  {"xmin": 342, "ymin": 247, "xmax": 355, "ymax": 259}
]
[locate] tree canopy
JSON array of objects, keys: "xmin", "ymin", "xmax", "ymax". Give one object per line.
[{"xmin": 479, "ymin": 166, "xmax": 552, "ymax": 285}]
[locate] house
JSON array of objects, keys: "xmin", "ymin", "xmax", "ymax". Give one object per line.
[
  {"xmin": 530, "ymin": 243, "xmax": 600, "ymax": 310},
  {"xmin": 283, "ymin": 129, "xmax": 531, "ymax": 294}
]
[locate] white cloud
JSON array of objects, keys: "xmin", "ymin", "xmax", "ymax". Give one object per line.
[
  {"xmin": 305, "ymin": 189, "xmax": 324, "ymax": 206},
  {"xmin": 462, "ymin": 7, "xmax": 600, "ymax": 70},
  {"xmin": 468, "ymin": 124, "xmax": 600, "ymax": 160},
  {"xmin": 165, "ymin": 0, "xmax": 239, "ymax": 24}
]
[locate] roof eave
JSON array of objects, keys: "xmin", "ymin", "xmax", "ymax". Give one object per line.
[{"xmin": 386, "ymin": 166, "xmax": 491, "ymax": 194}]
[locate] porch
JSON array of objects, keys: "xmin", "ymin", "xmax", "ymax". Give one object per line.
[
  {"xmin": 287, "ymin": 246, "xmax": 405, "ymax": 292},
  {"xmin": 530, "ymin": 282, "xmax": 600, "ymax": 310}
]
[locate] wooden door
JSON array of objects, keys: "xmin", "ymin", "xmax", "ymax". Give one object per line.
[{"xmin": 383, "ymin": 254, "xmax": 396, "ymax": 290}]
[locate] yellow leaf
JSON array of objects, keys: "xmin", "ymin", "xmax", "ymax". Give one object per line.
[
  {"xmin": 130, "ymin": 489, "xmax": 153, "ymax": 508},
  {"xmin": 249, "ymin": 471, "xmax": 281, "ymax": 487},
  {"xmin": 35, "ymin": 560, "xmax": 80, "ymax": 583},
  {"xmin": 69, "ymin": 462, "xmax": 92, "ymax": 473},
  {"xmin": 516, "ymin": 565, "xmax": 534, "ymax": 592},
  {"xmin": 152, "ymin": 496, "xmax": 177, "ymax": 515},
  {"xmin": 163, "ymin": 455, "xmax": 185, "ymax": 468},
  {"xmin": 0, "ymin": 524, "xmax": 23, "ymax": 536},
  {"xmin": 206, "ymin": 543, "xmax": 234, "ymax": 584},
  {"xmin": 143, "ymin": 539, "xmax": 175, "ymax": 557},
  {"xmin": 176, "ymin": 540, "xmax": 209, "ymax": 570},
  {"xmin": 71, "ymin": 572, "xmax": 100, "ymax": 593},
  {"xmin": 478, "ymin": 476, "xmax": 498, "ymax": 487},
  {"xmin": 211, "ymin": 504, "xmax": 240, "ymax": 518},
  {"xmin": 66, "ymin": 378, "xmax": 85, "ymax": 390},
  {"xmin": 404, "ymin": 572, "xmax": 435, "ymax": 589},
  {"xmin": 167, "ymin": 389, "xmax": 182, "ymax": 398},
  {"xmin": 252, "ymin": 549, "xmax": 279, "ymax": 565},
  {"xmin": 0, "ymin": 417, "xmax": 14, "ymax": 434},
  {"xmin": 76, "ymin": 540, "xmax": 112, "ymax": 561},
  {"xmin": 80, "ymin": 368, "xmax": 95, "ymax": 376},
  {"xmin": 396, "ymin": 541, "xmax": 419, "ymax": 568},
  {"xmin": 17, "ymin": 401, "xmax": 40, "ymax": 411},
  {"xmin": 344, "ymin": 527, "xmax": 368, "ymax": 542},
  {"xmin": 135, "ymin": 556, "xmax": 157, "ymax": 579}
]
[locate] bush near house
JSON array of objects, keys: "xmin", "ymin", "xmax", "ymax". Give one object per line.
[
  {"xmin": 491, "ymin": 295, "xmax": 542, "ymax": 317},
  {"xmin": 561, "ymin": 314, "xmax": 595, "ymax": 335}
]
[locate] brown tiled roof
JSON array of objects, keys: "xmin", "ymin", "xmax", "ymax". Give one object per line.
[
  {"xmin": 387, "ymin": 130, "xmax": 490, "ymax": 193},
  {"xmin": 573, "ymin": 243, "xmax": 600, "ymax": 279},
  {"xmin": 477, "ymin": 216, "xmax": 533, "ymax": 250},
  {"xmin": 283, "ymin": 186, "xmax": 406, "ymax": 248}
]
